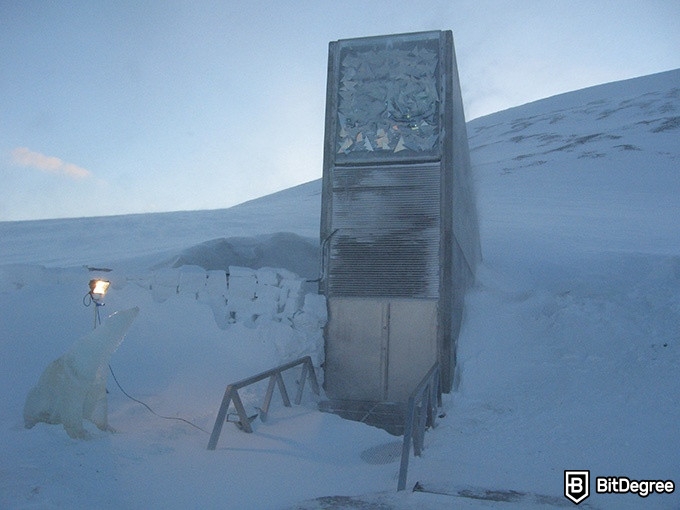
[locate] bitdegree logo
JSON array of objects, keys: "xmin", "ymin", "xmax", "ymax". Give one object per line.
[
  {"xmin": 564, "ymin": 470, "xmax": 590, "ymax": 504},
  {"xmin": 596, "ymin": 477, "xmax": 675, "ymax": 498}
]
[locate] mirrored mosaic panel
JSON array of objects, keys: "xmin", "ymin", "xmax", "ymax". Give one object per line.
[{"xmin": 335, "ymin": 33, "xmax": 441, "ymax": 163}]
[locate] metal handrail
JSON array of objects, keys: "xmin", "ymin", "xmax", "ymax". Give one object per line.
[
  {"xmin": 397, "ymin": 362, "xmax": 442, "ymax": 491},
  {"xmin": 207, "ymin": 356, "xmax": 320, "ymax": 450}
]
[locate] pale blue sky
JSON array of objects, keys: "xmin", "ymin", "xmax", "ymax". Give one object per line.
[{"xmin": 1, "ymin": 0, "xmax": 678, "ymax": 221}]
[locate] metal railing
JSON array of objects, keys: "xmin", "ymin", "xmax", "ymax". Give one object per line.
[
  {"xmin": 397, "ymin": 362, "xmax": 442, "ymax": 491},
  {"xmin": 207, "ymin": 356, "xmax": 320, "ymax": 450}
]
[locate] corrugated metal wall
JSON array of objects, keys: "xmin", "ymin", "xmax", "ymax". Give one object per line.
[{"xmin": 327, "ymin": 163, "xmax": 441, "ymax": 298}]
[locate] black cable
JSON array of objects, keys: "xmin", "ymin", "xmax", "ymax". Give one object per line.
[
  {"xmin": 107, "ymin": 364, "xmax": 210, "ymax": 435},
  {"xmin": 85, "ymin": 295, "xmax": 210, "ymax": 434},
  {"xmin": 82, "ymin": 292, "xmax": 103, "ymax": 326}
]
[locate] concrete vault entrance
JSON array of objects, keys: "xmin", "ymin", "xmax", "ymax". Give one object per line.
[{"xmin": 319, "ymin": 30, "xmax": 480, "ymax": 428}]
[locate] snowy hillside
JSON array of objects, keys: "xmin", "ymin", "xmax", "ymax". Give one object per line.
[{"xmin": 1, "ymin": 68, "xmax": 679, "ymax": 509}]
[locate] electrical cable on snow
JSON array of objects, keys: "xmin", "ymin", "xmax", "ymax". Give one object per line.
[
  {"xmin": 107, "ymin": 364, "xmax": 210, "ymax": 435},
  {"xmin": 83, "ymin": 296, "xmax": 209, "ymax": 434},
  {"xmin": 82, "ymin": 291, "xmax": 104, "ymax": 326}
]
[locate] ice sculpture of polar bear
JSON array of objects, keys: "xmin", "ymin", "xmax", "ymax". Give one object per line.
[{"xmin": 24, "ymin": 307, "xmax": 139, "ymax": 439}]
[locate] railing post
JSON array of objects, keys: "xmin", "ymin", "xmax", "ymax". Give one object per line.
[
  {"xmin": 398, "ymin": 399, "xmax": 416, "ymax": 491},
  {"xmin": 260, "ymin": 375, "xmax": 277, "ymax": 422},
  {"xmin": 207, "ymin": 387, "xmax": 234, "ymax": 450},
  {"xmin": 307, "ymin": 358, "xmax": 321, "ymax": 395},
  {"xmin": 414, "ymin": 403, "xmax": 425, "ymax": 456},
  {"xmin": 295, "ymin": 357, "xmax": 321, "ymax": 404},
  {"xmin": 296, "ymin": 360, "xmax": 309, "ymax": 404},
  {"xmin": 276, "ymin": 372, "xmax": 291, "ymax": 407},
  {"xmin": 397, "ymin": 362, "xmax": 441, "ymax": 491},
  {"xmin": 426, "ymin": 381, "xmax": 435, "ymax": 429},
  {"xmin": 231, "ymin": 389, "xmax": 253, "ymax": 433}
]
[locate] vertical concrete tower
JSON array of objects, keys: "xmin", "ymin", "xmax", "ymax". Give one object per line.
[{"xmin": 320, "ymin": 31, "xmax": 479, "ymax": 409}]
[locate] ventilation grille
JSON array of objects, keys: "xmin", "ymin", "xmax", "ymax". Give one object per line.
[{"xmin": 328, "ymin": 164, "xmax": 441, "ymax": 298}]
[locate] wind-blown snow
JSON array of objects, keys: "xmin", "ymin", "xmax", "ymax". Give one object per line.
[{"xmin": 1, "ymin": 69, "xmax": 679, "ymax": 509}]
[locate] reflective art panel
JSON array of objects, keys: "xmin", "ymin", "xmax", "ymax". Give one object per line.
[{"xmin": 335, "ymin": 33, "xmax": 441, "ymax": 162}]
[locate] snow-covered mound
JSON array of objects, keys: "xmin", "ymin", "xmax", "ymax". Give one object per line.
[
  {"xmin": 170, "ymin": 232, "xmax": 320, "ymax": 280},
  {"xmin": 0, "ymin": 69, "xmax": 679, "ymax": 509}
]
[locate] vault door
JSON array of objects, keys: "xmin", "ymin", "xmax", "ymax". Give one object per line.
[
  {"xmin": 325, "ymin": 298, "xmax": 438, "ymax": 402},
  {"xmin": 325, "ymin": 298, "xmax": 388, "ymax": 401},
  {"xmin": 386, "ymin": 299, "xmax": 438, "ymax": 401}
]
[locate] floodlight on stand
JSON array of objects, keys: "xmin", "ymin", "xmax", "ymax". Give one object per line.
[
  {"xmin": 84, "ymin": 279, "xmax": 110, "ymax": 329},
  {"xmin": 89, "ymin": 279, "xmax": 110, "ymax": 298}
]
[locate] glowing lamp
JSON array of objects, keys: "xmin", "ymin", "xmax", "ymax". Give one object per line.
[
  {"xmin": 86, "ymin": 279, "xmax": 110, "ymax": 329},
  {"xmin": 89, "ymin": 279, "xmax": 110, "ymax": 299}
]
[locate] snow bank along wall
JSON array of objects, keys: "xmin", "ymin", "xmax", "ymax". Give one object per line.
[{"xmin": 320, "ymin": 30, "xmax": 480, "ymax": 404}]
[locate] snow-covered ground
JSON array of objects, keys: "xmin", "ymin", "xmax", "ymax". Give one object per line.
[{"xmin": 1, "ymin": 68, "xmax": 679, "ymax": 509}]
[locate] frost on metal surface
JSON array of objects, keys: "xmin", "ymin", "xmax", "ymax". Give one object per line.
[
  {"xmin": 335, "ymin": 33, "xmax": 440, "ymax": 162},
  {"xmin": 328, "ymin": 164, "xmax": 441, "ymax": 298}
]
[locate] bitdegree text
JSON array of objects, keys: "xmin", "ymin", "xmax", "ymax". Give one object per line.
[{"xmin": 596, "ymin": 477, "xmax": 675, "ymax": 498}]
